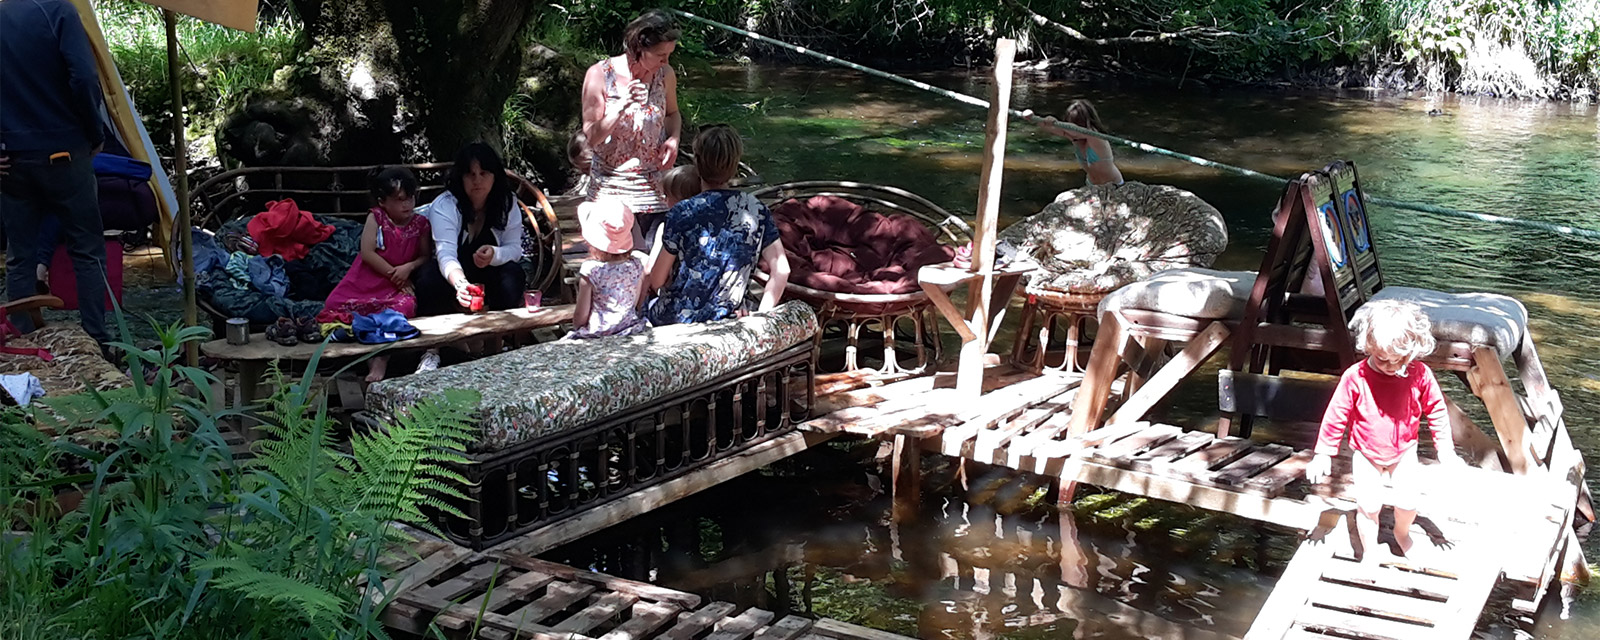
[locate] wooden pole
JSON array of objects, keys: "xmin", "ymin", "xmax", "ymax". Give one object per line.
[
  {"xmin": 956, "ymin": 38, "xmax": 1016, "ymax": 399},
  {"xmin": 164, "ymin": 10, "xmax": 197, "ymax": 366}
]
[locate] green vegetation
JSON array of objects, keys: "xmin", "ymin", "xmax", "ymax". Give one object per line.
[{"xmin": 0, "ymin": 317, "xmax": 479, "ymax": 639}]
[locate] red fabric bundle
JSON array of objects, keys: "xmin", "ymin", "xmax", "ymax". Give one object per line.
[
  {"xmin": 247, "ymin": 199, "xmax": 334, "ymax": 261},
  {"xmin": 773, "ymin": 195, "xmax": 955, "ymax": 300}
]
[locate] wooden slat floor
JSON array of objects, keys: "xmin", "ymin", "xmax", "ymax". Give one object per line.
[
  {"xmin": 797, "ymin": 366, "xmax": 1577, "ymax": 639},
  {"xmin": 382, "ymin": 546, "xmax": 911, "ymax": 640}
]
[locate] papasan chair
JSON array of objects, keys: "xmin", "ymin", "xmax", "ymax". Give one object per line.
[
  {"xmin": 752, "ymin": 181, "xmax": 972, "ymax": 374},
  {"xmin": 998, "ymin": 182, "xmax": 1227, "ymax": 372}
]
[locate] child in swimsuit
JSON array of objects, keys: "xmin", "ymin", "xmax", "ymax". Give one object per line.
[
  {"xmin": 1028, "ymin": 99, "xmax": 1125, "ymax": 187},
  {"xmin": 1306, "ymin": 300, "xmax": 1464, "ymax": 561}
]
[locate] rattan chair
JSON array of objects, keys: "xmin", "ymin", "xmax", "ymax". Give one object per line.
[{"xmin": 752, "ymin": 180, "xmax": 972, "ymax": 374}]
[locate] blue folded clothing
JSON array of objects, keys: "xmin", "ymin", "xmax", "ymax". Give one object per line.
[{"xmin": 353, "ymin": 309, "xmax": 420, "ymax": 344}]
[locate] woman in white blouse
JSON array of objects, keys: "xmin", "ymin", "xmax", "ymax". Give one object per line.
[{"xmin": 415, "ymin": 143, "xmax": 525, "ymax": 316}]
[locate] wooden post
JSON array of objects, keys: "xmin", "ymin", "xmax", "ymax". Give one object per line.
[
  {"xmin": 164, "ymin": 10, "xmax": 197, "ymax": 366},
  {"xmin": 956, "ymin": 38, "xmax": 1016, "ymax": 399},
  {"xmin": 891, "ymin": 433, "xmax": 921, "ymax": 524}
]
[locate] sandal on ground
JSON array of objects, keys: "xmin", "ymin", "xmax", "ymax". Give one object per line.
[
  {"xmin": 296, "ymin": 317, "xmax": 324, "ymax": 344},
  {"xmin": 265, "ymin": 318, "xmax": 299, "ymax": 346}
]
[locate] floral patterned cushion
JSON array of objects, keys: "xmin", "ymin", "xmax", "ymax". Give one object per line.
[
  {"xmin": 366, "ymin": 301, "xmax": 819, "ymax": 452},
  {"xmin": 998, "ymin": 182, "xmax": 1228, "ymax": 295}
]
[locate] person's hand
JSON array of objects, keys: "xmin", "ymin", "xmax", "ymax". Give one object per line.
[
  {"xmin": 453, "ymin": 282, "xmax": 475, "ymax": 308},
  {"xmin": 659, "ymin": 137, "xmax": 679, "ymax": 170},
  {"xmin": 473, "ymin": 246, "xmax": 495, "ymax": 269},
  {"xmin": 389, "ymin": 262, "xmax": 416, "ymax": 286},
  {"xmin": 1305, "ymin": 454, "xmax": 1333, "ymax": 485},
  {"xmin": 627, "ymin": 80, "xmax": 649, "ymax": 106},
  {"xmin": 0, "ymin": 155, "xmax": 10, "ymax": 176}
]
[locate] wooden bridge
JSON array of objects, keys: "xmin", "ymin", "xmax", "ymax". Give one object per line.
[{"xmin": 793, "ymin": 362, "xmax": 1588, "ymax": 639}]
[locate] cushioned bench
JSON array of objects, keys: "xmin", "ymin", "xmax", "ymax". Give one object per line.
[{"xmin": 364, "ymin": 301, "xmax": 821, "ymax": 548}]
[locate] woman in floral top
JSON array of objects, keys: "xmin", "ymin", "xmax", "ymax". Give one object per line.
[{"xmin": 646, "ymin": 125, "xmax": 790, "ymax": 325}]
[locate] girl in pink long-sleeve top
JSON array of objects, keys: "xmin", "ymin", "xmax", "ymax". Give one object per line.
[{"xmin": 1306, "ymin": 300, "xmax": 1464, "ymax": 561}]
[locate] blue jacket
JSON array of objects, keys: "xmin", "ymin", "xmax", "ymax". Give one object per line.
[{"xmin": 0, "ymin": 0, "xmax": 105, "ymax": 153}]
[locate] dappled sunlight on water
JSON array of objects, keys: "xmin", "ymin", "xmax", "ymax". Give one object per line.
[{"xmin": 678, "ymin": 63, "xmax": 1600, "ymax": 637}]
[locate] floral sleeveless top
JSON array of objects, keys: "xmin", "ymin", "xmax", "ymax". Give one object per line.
[{"xmin": 587, "ymin": 58, "xmax": 669, "ymax": 215}]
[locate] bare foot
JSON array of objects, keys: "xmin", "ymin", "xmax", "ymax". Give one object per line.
[{"xmin": 365, "ymin": 357, "xmax": 389, "ymax": 382}]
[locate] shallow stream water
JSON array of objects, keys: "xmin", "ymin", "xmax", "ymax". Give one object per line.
[{"xmin": 543, "ymin": 63, "xmax": 1600, "ymax": 638}]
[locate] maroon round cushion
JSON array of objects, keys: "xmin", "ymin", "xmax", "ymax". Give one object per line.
[{"xmin": 773, "ymin": 195, "xmax": 955, "ymax": 297}]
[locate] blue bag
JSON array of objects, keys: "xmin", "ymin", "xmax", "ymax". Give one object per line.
[
  {"xmin": 92, "ymin": 154, "xmax": 153, "ymax": 181},
  {"xmin": 352, "ymin": 309, "xmax": 421, "ymax": 344}
]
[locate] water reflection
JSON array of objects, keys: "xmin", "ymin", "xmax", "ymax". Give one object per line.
[{"xmin": 544, "ymin": 449, "xmax": 1285, "ymax": 640}]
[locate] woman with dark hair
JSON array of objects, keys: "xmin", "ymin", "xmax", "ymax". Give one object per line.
[
  {"xmin": 580, "ymin": 8, "xmax": 682, "ymax": 247},
  {"xmin": 415, "ymin": 143, "xmax": 526, "ymax": 322}
]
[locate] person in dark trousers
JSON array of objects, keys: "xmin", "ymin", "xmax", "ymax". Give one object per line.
[{"xmin": 0, "ymin": 0, "xmax": 112, "ymax": 347}]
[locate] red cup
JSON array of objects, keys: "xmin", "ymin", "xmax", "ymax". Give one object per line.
[{"xmin": 524, "ymin": 290, "xmax": 543, "ymax": 309}]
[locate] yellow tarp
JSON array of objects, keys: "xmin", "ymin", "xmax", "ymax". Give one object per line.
[{"xmin": 138, "ymin": 0, "xmax": 258, "ymax": 32}]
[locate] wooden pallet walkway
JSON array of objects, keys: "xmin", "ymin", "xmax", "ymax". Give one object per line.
[
  {"xmin": 1245, "ymin": 515, "xmax": 1500, "ymax": 640},
  {"xmin": 796, "ymin": 367, "xmax": 1579, "ymax": 635},
  {"xmin": 381, "ymin": 546, "xmax": 912, "ymax": 640}
]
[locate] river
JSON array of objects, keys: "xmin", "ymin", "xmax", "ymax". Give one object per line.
[{"xmin": 553, "ymin": 63, "xmax": 1600, "ymax": 638}]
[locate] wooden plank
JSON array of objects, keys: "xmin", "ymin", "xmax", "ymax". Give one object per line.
[
  {"xmin": 1316, "ymin": 558, "xmax": 1457, "ymax": 601},
  {"xmin": 551, "ymin": 592, "xmax": 640, "ymax": 634},
  {"xmin": 410, "ymin": 562, "xmax": 505, "ymax": 607},
  {"xmin": 492, "ymin": 554, "xmax": 702, "ymax": 610},
  {"xmin": 940, "ymin": 374, "xmax": 1079, "ymax": 456},
  {"xmin": 809, "ymin": 618, "xmax": 920, "ymax": 640},
  {"xmin": 1244, "ymin": 536, "xmax": 1340, "ymax": 640},
  {"xmin": 596, "ymin": 602, "xmax": 683, "ymax": 640},
  {"xmin": 1085, "ymin": 424, "xmax": 1182, "ymax": 464},
  {"xmin": 1157, "ymin": 438, "xmax": 1255, "ymax": 482},
  {"xmin": 491, "ymin": 431, "xmax": 834, "ymax": 557},
  {"xmin": 1431, "ymin": 541, "xmax": 1503, "ymax": 639},
  {"xmin": 753, "ymin": 616, "xmax": 815, "ymax": 640},
  {"xmin": 658, "ymin": 602, "xmax": 740, "ymax": 640},
  {"xmin": 1218, "ymin": 370, "xmax": 1338, "ymax": 423},
  {"xmin": 1106, "ymin": 321, "xmax": 1230, "ymax": 425},
  {"xmin": 1293, "ymin": 605, "xmax": 1431, "ymax": 640},
  {"xmin": 1128, "ymin": 430, "xmax": 1215, "ymax": 472},
  {"xmin": 705, "ymin": 607, "xmax": 777, "ymax": 640},
  {"xmin": 1242, "ymin": 450, "xmax": 1316, "ymax": 498},
  {"xmin": 1211, "ymin": 444, "xmax": 1295, "ymax": 487},
  {"xmin": 453, "ymin": 569, "xmax": 558, "ymax": 624},
  {"xmin": 1063, "ymin": 459, "xmax": 1322, "ymax": 530},
  {"xmin": 1020, "ymin": 420, "xmax": 1151, "ymax": 475},
  {"xmin": 1465, "ymin": 346, "xmax": 1532, "ymax": 475},
  {"xmin": 1306, "ymin": 580, "xmax": 1448, "ymax": 626},
  {"xmin": 972, "ymin": 387, "xmax": 1079, "ymax": 464},
  {"xmin": 500, "ymin": 581, "xmax": 596, "ymax": 628},
  {"xmin": 954, "ymin": 37, "xmax": 1016, "ymax": 399},
  {"xmin": 378, "ymin": 545, "xmax": 474, "ymax": 607},
  {"xmin": 200, "ymin": 305, "xmax": 574, "ymax": 361}
]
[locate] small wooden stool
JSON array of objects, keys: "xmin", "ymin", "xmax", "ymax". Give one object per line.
[{"xmin": 1011, "ymin": 286, "xmax": 1110, "ymax": 373}]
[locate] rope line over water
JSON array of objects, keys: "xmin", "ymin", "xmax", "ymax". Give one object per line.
[{"xmin": 668, "ymin": 8, "xmax": 1600, "ymax": 242}]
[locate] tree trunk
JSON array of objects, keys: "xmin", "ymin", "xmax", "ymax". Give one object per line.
[{"xmin": 233, "ymin": 0, "xmax": 541, "ymax": 166}]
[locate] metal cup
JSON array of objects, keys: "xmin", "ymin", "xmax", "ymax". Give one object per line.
[{"xmin": 225, "ymin": 317, "xmax": 250, "ymax": 345}]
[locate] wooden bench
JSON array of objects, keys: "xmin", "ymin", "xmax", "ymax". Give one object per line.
[{"xmin": 201, "ymin": 305, "xmax": 574, "ymax": 410}]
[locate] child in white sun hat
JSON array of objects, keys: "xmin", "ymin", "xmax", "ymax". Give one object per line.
[{"xmin": 571, "ymin": 199, "xmax": 649, "ymax": 338}]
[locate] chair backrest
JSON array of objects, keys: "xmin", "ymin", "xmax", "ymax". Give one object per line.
[
  {"xmin": 749, "ymin": 180, "xmax": 973, "ymax": 246},
  {"xmin": 1326, "ymin": 160, "xmax": 1384, "ymax": 298}
]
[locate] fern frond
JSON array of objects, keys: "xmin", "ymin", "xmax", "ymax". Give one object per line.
[{"xmin": 192, "ymin": 558, "xmax": 347, "ymax": 625}]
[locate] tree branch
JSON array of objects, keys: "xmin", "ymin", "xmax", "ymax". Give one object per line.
[{"xmin": 1003, "ymin": 0, "xmax": 1247, "ymax": 46}]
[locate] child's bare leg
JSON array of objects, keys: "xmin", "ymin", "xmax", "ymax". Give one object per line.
[
  {"xmin": 366, "ymin": 355, "xmax": 389, "ymax": 382},
  {"xmin": 1391, "ymin": 506, "xmax": 1417, "ymax": 556},
  {"xmin": 1355, "ymin": 503, "xmax": 1382, "ymax": 562}
]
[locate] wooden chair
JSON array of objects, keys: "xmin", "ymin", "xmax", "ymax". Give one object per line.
[{"xmin": 0, "ymin": 296, "xmax": 67, "ymax": 361}]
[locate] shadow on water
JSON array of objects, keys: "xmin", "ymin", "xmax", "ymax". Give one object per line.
[{"xmin": 661, "ymin": 63, "xmax": 1600, "ymax": 637}]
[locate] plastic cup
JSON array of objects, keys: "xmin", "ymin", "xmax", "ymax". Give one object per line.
[{"xmin": 524, "ymin": 291, "xmax": 543, "ymax": 309}]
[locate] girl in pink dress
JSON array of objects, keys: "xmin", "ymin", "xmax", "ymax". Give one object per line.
[{"xmin": 320, "ymin": 167, "xmax": 433, "ymax": 381}]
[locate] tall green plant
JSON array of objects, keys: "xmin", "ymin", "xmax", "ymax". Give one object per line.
[{"xmin": 0, "ymin": 317, "xmax": 480, "ymax": 640}]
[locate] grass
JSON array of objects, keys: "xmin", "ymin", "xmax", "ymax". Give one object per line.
[{"xmin": 93, "ymin": 0, "xmax": 302, "ymax": 159}]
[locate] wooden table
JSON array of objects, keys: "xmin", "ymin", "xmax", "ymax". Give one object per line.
[{"xmin": 201, "ymin": 305, "xmax": 574, "ymax": 409}]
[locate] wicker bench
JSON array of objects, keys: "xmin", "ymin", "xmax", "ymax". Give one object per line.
[{"xmin": 362, "ymin": 301, "xmax": 820, "ymax": 549}]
